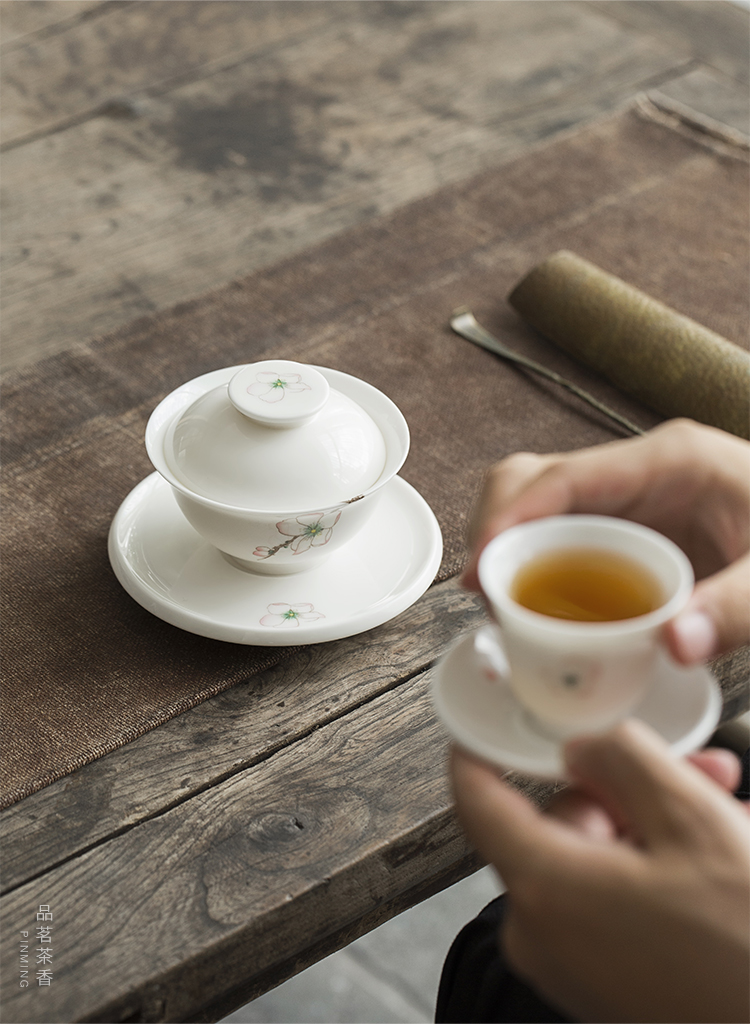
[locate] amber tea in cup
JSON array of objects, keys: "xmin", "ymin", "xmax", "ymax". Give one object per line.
[
  {"xmin": 511, "ymin": 547, "xmax": 664, "ymax": 623},
  {"xmin": 478, "ymin": 516, "xmax": 694, "ymax": 736}
]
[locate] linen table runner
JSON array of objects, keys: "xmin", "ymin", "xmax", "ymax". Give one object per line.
[{"xmin": 2, "ymin": 102, "xmax": 748, "ymax": 807}]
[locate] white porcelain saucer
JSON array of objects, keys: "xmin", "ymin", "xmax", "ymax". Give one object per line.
[
  {"xmin": 432, "ymin": 626, "xmax": 723, "ymax": 780},
  {"xmin": 109, "ymin": 473, "xmax": 442, "ymax": 645}
]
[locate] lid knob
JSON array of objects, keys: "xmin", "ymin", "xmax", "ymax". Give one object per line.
[{"xmin": 228, "ymin": 359, "xmax": 329, "ymax": 428}]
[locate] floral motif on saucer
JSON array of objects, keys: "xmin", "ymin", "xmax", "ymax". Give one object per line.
[{"xmin": 260, "ymin": 603, "xmax": 325, "ymax": 627}]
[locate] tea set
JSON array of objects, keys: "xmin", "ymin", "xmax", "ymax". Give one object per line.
[
  {"xmin": 109, "ymin": 358, "xmax": 721, "ymax": 776},
  {"xmin": 108, "ymin": 359, "xmax": 442, "ymax": 645}
]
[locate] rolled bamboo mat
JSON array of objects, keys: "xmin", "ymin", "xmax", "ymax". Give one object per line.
[{"xmin": 509, "ymin": 250, "xmax": 750, "ymax": 439}]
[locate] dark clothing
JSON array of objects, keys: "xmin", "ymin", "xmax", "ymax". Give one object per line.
[{"xmin": 435, "ymin": 893, "xmax": 570, "ymax": 1023}]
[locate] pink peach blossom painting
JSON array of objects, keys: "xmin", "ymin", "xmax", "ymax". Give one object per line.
[{"xmin": 253, "ymin": 498, "xmax": 362, "ymax": 561}]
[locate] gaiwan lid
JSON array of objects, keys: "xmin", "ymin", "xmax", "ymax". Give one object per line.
[{"xmin": 164, "ymin": 359, "xmax": 387, "ymax": 510}]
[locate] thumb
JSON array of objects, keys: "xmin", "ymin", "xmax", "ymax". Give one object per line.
[{"xmin": 667, "ymin": 553, "xmax": 750, "ymax": 664}]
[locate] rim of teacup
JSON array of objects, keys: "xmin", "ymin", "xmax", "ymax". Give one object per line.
[
  {"xmin": 145, "ymin": 364, "xmax": 410, "ymax": 516},
  {"xmin": 477, "ymin": 514, "xmax": 695, "ymax": 638}
]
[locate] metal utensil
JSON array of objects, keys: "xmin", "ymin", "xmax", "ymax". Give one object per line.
[{"xmin": 450, "ymin": 307, "xmax": 644, "ymax": 437}]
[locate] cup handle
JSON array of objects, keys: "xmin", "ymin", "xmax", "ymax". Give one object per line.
[{"xmin": 473, "ymin": 624, "xmax": 510, "ymax": 681}]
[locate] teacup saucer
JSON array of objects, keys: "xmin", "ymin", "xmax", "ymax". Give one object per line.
[
  {"xmin": 109, "ymin": 472, "xmax": 442, "ymax": 644},
  {"xmin": 431, "ymin": 626, "xmax": 723, "ymax": 779}
]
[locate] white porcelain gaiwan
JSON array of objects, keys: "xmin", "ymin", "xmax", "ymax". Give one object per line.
[{"xmin": 145, "ymin": 359, "xmax": 410, "ymax": 574}]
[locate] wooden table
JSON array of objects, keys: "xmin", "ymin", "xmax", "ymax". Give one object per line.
[{"xmin": 1, "ymin": 2, "xmax": 748, "ymax": 1022}]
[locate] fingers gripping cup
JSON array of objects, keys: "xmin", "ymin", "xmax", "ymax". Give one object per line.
[{"xmin": 477, "ymin": 516, "xmax": 694, "ymax": 738}]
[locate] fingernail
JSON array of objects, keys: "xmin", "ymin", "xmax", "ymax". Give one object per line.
[{"xmin": 672, "ymin": 609, "xmax": 717, "ymax": 663}]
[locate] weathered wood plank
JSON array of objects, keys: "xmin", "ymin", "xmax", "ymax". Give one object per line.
[
  {"xmin": 1, "ymin": 0, "xmax": 693, "ymax": 370},
  {"xmin": 0, "ymin": 637, "xmax": 745, "ymax": 1022},
  {"xmin": 649, "ymin": 66, "xmax": 750, "ymax": 137},
  {"xmin": 0, "ymin": 578, "xmax": 485, "ymax": 892},
  {"xmin": 0, "ymin": 668, "xmax": 530, "ymax": 1024},
  {"xmin": 4, "ymin": 3, "xmax": 746, "ymax": 140},
  {"xmin": 192, "ymin": 837, "xmax": 485, "ymax": 1024},
  {"xmin": 0, "ymin": 0, "xmax": 106, "ymax": 49},
  {"xmin": 585, "ymin": 0, "xmax": 750, "ymax": 83},
  {"xmin": 0, "ymin": 0, "xmax": 353, "ymax": 143}
]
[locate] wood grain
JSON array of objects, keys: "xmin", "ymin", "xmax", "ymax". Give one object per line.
[
  {"xmin": 585, "ymin": 0, "xmax": 750, "ymax": 83},
  {"xmin": 0, "ymin": 0, "xmax": 108, "ymax": 50},
  {"xmin": 649, "ymin": 66, "xmax": 750, "ymax": 138},
  {"xmin": 0, "ymin": 667, "xmax": 546, "ymax": 1024},
  {"xmin": 0, "ymin": 0, "xmax": 349, "ymax": 143},
  {"xmin": 1, "ymin": 570, "xmax": 745, "ymax": 1020},
  {"xmin": 1, "ymin": 0, "xmax": 693, "ymax": 370},
  {"xmin": 0, "ymin": 578, "xmax": 484, "ymax": 892}
]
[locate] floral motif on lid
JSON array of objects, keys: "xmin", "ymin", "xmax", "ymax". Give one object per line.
[
  {"xmin": 247, "ymin": 371, "xmax": 311, "ymax": 404},
  {"xmin": 228, "ymin": 360, "xmax": 329, "ymax": 427}
]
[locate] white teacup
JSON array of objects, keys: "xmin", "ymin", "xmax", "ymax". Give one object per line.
[{"xmin": 477, "ymin": 515, "xmax": 694, "ymax": 737}]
